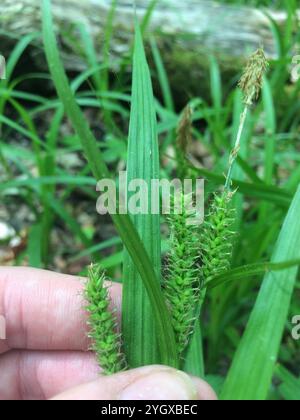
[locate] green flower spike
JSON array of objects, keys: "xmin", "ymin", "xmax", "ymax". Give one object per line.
[
  {"xmin": 85, "ymin": 264, "xmax": 126, "ymax": 374},
  {"xmin": 164, "ymin": 193, "xmax": 200, "ymax": 358}
]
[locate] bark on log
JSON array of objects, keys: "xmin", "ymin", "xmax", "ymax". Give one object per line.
[{"xmin": 0, "ymin": 1, "xmax": 297, "ymax": 97}]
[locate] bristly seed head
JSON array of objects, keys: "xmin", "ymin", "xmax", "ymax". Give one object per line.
[
  {"xmin": 177, "ymin": 105, "xmax": 193, "ymax": 153},
  {"xmin": 85, "ymin": 264, "xmax": 127, "ymax": 374},
  {"xmin": 176, "ymin": 105, "xmax": 193, "ymax": 181},
  {"xmin": 164, "ymin": 193, "xmax": 200, "ymax": 358},
  {"xmin": 238, "ymin": 48, "xmax": 268, "ymax": 105},
  {"xmin": 200, "ymin": 191, "xmax": 237, "ymax": 285}
]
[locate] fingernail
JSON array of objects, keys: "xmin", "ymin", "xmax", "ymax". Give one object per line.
[{"xmin": 119, "ymin": 369, "xmax": 198, "ymax": 400}]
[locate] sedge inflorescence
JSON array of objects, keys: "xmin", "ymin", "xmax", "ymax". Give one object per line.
[
  {"xmin": 85, "ymin": 264, "xmax": 126, "ymax": 374},
  {"xmin": 84, "ymin": 47, "xmax": 268, "ymax": 370},
  {"xmin": 164, "ymin": 194, "xmax": 200, "ymax": 357},
  {"xmin": 239, "ymin": 48, "xmax": 268, "ymax": 105}
]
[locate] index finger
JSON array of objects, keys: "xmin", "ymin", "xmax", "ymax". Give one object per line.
[{"xmin": 0, "ymin": 267, "xmax": 121, "ymax": 353}]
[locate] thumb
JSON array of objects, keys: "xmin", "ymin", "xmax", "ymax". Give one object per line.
[{"xmin": 51, "ymin": 365, "xmax": 217, "ymax": 400}]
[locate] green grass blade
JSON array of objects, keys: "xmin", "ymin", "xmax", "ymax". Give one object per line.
[
  {"xmin": 150, "ymin": 37, "xmax": 174, "ymax": 112},
  {"xmin": 259, "ymin": 78, "xmax": 277, "ymax": 223},
  {"xmin": 209, "ymin": 55, "xmax": 223, "ymax": 147},
  {"xmin": 77, "ymin": 25, "xmax": 102, "ymax": 89},
  {"xmin": 207, "ymin": 259, "xmax": 300, "ymax": 290},
  {"xmin": 47, "ymin": 194, "xmax": 91, "ymax": 247},
  {"xmin": 122, "ymin": 20, "xmax": 164, "ymax": 368},
  {"xmin": 221, "ymin": 186, "xmax": 300, "ymax": 400},
  {"xmin": 140, "ymin": 0, "xmax": 158, "ymax": 34},
  {"xmin": 2, "ymin": 33, "xmax": 39, "ymax": 82},
  {"xmin": 100, "ymin": 0, "xmax": 116, "ymax": 93},
  {"xmin": 262, "ymin": 78, "xmax": 276, "ymax": 185},
  {"xmin": 70, "ymin": 237, "xmax": 122, "ymax": 262},
  {"xmin": 28, "ymin": 223, "xmax": 43, "ymax": 268},
  {"xmin": 191, "ymin": 166, "xmax": 292, "ymax": 208},
  {"xmin": 275, "ymin": 365, "xmax": 300, "ymax": 401},
  {"xmin": 209, "ymin": 55, "xmax": 222, "ymax": 120},
  {"xmin": 184, "ymin": 321, "xmax": 205, "ymax": 378},
  {"xmin": 0, "ymin": 33, "xmax": 40, "ymax": 131},
  {"xmin": 78, "ymin": 0, "xmax": 117, "ymax": 132},
  {"xmin": 41, "ymin": 0, "xmax": 178, "ymax": 368}
]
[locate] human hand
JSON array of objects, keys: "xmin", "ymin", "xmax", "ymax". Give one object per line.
[{"xmin": 0, "ymin": 267, "xmax": 217, "ymax": 400}]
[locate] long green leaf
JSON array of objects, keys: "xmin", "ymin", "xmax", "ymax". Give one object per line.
[
  {"xmin": 184, "ymin": 322, "xmax": 205, "ymax": 378},
  {"xmin": 122, "ymin": 20, "xmax": 163, "ymax": 368},
  {"xmin": 150, "ymin": 37, "xmax": 174, "ymax": 112},
  {"xmin": 221, "ymin": 186, "xmax": 300, "ymax": 400},
  {"xmin": 275, "ymin": 365, "xmax": 300, "ymax": 401},
  {"xmin": 41, "ymin": 0, "xmax": 178, "ymax": 368},
  {"xmin": 28, "ymin": 223, "xmax": 43, "ymax": 268},
  {"xmin": 207, "ymin": 259, "xmax": 300, "ymax": 290},
  {"xmin": 192, "ymin": 166, "xmax": 292, "ymax": 207}
]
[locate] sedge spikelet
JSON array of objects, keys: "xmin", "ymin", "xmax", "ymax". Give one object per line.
[
  {"xmin": 176, "ymin": 105, "xmax": 193, "ymax": 180},
  {"xmin": 164, "ymin": 194, "xmax": 200, "ymax": 357},
  {"xmin": 225, "ymin": 48, "xmax": 268, "ymax": 190},
  {"xmin": 200, "ymin": 191, "xmax": 237, "ymax": 284},
  {"xmin": 239, "ymin": 48, "xmax": 268, "ymax": 106},
  {"xmin": 189, "ymin": 51, "xmax": 267, "ymax": 362},
  {"xmin": 85, "ymin": 264, "xmax": 126, "ymax": 374}
]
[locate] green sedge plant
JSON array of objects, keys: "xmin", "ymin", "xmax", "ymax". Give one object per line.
[{"xmin": 39, "ymin": 0, "xmax": 300, "ymax": 398}]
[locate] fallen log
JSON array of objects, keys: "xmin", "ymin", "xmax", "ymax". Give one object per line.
[{"xmin": 0, "ymin": 1, "xmax": 296, "ymax": 98}]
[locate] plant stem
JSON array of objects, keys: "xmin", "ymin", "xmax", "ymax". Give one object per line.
[{"xmin": 225, "ymin": 48, "xmax": 268, "ymax": 191}]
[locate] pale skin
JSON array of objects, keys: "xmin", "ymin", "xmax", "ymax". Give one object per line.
[{"xmin": 0, "ymin": 267, "xmax": 217, "ymax": 400}]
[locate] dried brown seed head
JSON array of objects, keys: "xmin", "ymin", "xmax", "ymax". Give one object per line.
[{"xmin": 239, "ymin": 48, "xmax": 268, "ymax": 105}]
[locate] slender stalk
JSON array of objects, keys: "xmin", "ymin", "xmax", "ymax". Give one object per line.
[{"xmin": 224, "ymin": 105, "xmax": 249, "ymax": 190}]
